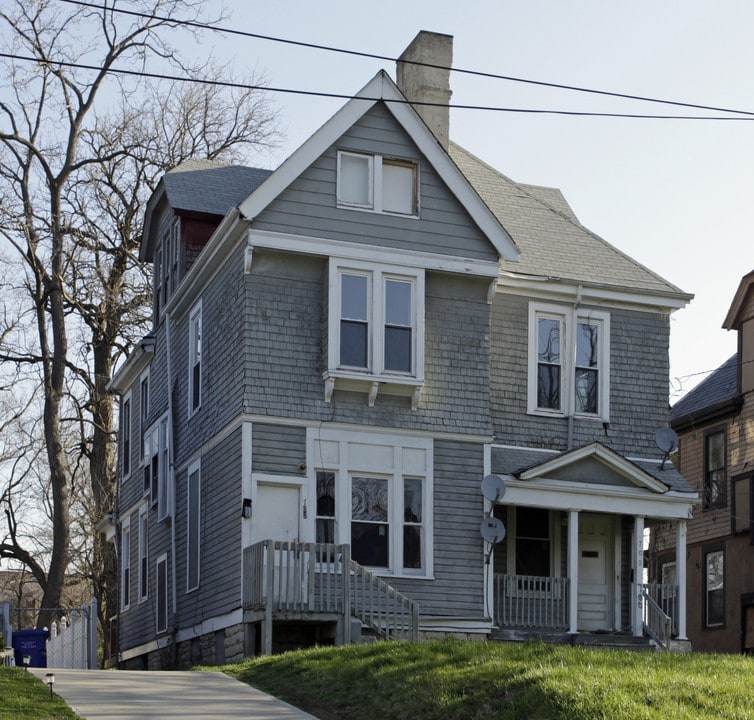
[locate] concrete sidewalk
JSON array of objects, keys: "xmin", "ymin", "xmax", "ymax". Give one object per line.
[{"xmin": 30, "ymin": 668, "xmax": 319, "ymax": 719}]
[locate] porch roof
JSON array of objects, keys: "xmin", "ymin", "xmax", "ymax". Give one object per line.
[{"xmin": 490, "ymin": 442, "xmax": 695, "ymax": 495}]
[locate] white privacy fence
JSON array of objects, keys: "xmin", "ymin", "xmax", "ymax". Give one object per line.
[{"xmin": 46, "ymin": 598, "xmax": 98, "ymax": 669}]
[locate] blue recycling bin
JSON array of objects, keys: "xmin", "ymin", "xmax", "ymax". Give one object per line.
[{"xmin": 12, "ymin": 629, "xmax": 48, "ymax": 668}]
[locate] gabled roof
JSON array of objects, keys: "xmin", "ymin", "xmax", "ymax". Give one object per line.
[
  {"xmin": 238, "ymin": 71, "xmax": 519, "ymax": 264},
  {"xmin": 492, "ymin": 442, "xmax": 694, "ymax": 495},
  {"xmin": 723, "ymin": 268, "xmax": 754, "ymax": 329},
  {"xmin": 671, "ymin": 354, "xmax": 740, "ymax": 429},
  {"xmin": 449, "ymin": 143, "xmax": 693, "ymax": 306}
]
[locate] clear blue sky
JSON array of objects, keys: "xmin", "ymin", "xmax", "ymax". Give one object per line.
[{"xmin": 196, "ymin": 1, "xmax": 751, "ymax": 402}]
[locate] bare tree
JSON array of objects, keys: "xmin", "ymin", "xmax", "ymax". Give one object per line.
[{"xmin": 0, "ymin": 0, "xmax": 279, "ymax": 647}]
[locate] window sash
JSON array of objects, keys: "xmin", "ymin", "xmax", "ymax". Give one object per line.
[
  {"xmin": 705, "ymin": 550, "xmax": 724, "ymax": 627},
  {"xmin": 337, "ymin": 152, "xmax": 418, "ymax": 215},
  {"xmin": 156, "ymin": 556, "xmax": 168, "ymax": 634},
  {"xmin": 704, "ymin": 431, "xmax": 727, "ymax": 509},
  {"xmin": 122, "ymin": 396, "xmax": 131, "ymax": 477},
  {"xmin": 316, "ymin": 471, "xmax": 336, "ymax": 544},
  {"xmin": 189, "ymin": 305, "xmax": 202, "ymax": 413},
  {"xmin": 121, "ymin": 521, "xmax": 131, "ymax": 609},
  {"xmin": 138, "ymin": 510, "xmax": 148, "ymax": 602}
]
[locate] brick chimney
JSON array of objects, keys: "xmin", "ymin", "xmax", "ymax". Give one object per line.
[{"xmin": 397, "ymin": 31, "xmax": 453, "ymax": 148}]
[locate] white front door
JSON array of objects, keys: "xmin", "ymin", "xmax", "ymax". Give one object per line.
[
  {"xmin": 254, "ymin": 483, "xmax": 301, "ymax": 543},
  {"xmin": 578, "ymin": 514, "xmax": 614, "ymax": 631}
]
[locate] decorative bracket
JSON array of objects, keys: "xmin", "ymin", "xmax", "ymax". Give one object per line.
[
  {"xmin": 324, "ymin": 377, "xmax": 335, "ymax": 403},
  {"xmin": 487, "ymin": 278, "xmax": 498, "ymax": 304},
  {"xmin": 368, "ymin": 381, "xmax": 379, "ymax": 407},
  {"xmin": 244, "ymin": 245, "xmax": 254, "ymax": 274}
]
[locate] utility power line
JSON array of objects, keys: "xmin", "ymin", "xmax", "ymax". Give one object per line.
[{"xmin": 58, "ymin": 0, "xmax": 754, "ymax": 119}]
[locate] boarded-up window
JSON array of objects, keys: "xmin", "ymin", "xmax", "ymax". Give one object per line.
[{"xmin": 187, "ymin": 463, "xmax": 201, "ymax": 591}]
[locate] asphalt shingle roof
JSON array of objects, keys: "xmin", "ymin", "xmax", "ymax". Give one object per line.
[
  {"xmin": 163, "ymin": 159, "xmax": 272, "ymax": 217},
  {"xmin": 671, "ymin": 354, "xmax": 739, "ymax": 423},
  {"xmin": 450, "ymin": 142, "xmax": 689, "ymax": 298}
]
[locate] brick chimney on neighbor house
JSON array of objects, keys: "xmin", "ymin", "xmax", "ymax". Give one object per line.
[{"xmin": 397, "ymin": 31, "xmax": 453, "ymax": 148}]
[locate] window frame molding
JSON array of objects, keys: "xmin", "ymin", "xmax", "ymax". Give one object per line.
[
  {"xmin": 121, "ymin": 391, "xmax": 132, "ymax": 481},
  {"xmin": 308, "ymin": 429, "xmax": 433, "ymax": 579},
  {"xmin": 527, "ymin": 301, "xmax": 611, "ymax": 421},
  {"xmin": 703, "ymin": 544, "xmax": 725, "ymax": 630},
  {"xmin": 144, "ymin": 413, "xmax": 172, "ymax": 521},
  {"xmin": 155, "ymin": 553, "xmax": 168, "ymax": 635},
  {"xmin": 188, "ymin": 300, "xmax": 203, "ymax": 418},
  {"xmin": 139, "ymin": 369, "xmax": 150, "ymax": 464},
  {"xmin": 138, "ymin": 504, "xmax": 148, "ymax": 604},
  {"xmin": 336, "ymin": 150, "xmax": 419, "ymax": 217},
  {"xmin": 121, "ymin": 515, "xmax": 131, "ymax": 611},
  {"xmin": 703, "ymin": 427, "xmax": 727, "ymax": 511},
  {"xmin": 325, "ymin": 259, "xmax": 425, "ymax": 408},
  {"xmin": 732, "ymin": 471, "xmax": 754, "ymax": 542}
]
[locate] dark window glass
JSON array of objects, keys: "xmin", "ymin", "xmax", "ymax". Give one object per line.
[
  {"xmin": 156, "ymin": 559, "xmax": 168, "ymax": 633},
  {"xmin": 385, "ymin": 327, "xmax": 411, "ymax": 372},
  {"xmin": 705, "ymin": 550, "xmax": 724, "ymax": 627},
  {"xmin": 516, "ymin": 507, "xmax": 550, "ymax": 577},
  {"xmin": 316, "ymin": 471, "xmax": 335, "ymax": 544},
  {"xmin": 340, "ymin": 274, "xmax": 368, "ymax": 368},
  {"xmin": 403, "ymin": 478, "xmax": 422, "ymax": 570},
  {"xmin": 537, "ymin": 365, "xmax": 560, "ymax": 410},
  {"xmin": 122, "ymin": 399, "xmax": 131, "ymax": 476},
  {"xmin": 351, "ymin": 476, "xmax": 388, "ymax": 567},
  {"xmin": 340, "ymin": 321, "xmax": 368, "ymax": 367},
  {"xmin": 537, "ymin": 317, "xmax": 561, "ymax": 410},
  {"xmin": 705, "ymin": 431, "xmax": 726, "ymax": 509}
]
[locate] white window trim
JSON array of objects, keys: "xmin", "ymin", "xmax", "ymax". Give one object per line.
[
  {"xmin": 527, "ymin": 301, "xmax": 610, "ymax": 421},
  {"xmin": 325, "ymin": 259, "xmax": 425, "ymax": 408},
  {"xmin": 188, "ymin": 300, "xmax": 202, "ymax": 417},
  {"xmin": 155, "ymin": 553, "xmax": 168, "ymax": 635},
  {"xmin": 307, "ymin": 429, "xmax": 433, "ymax": 579},
  {"xmin": 336, "ymin": 150, "xmax": 419, "ymax": 217},
  {"xmin": 121, "ymin": 515, "xmax": 131, "ymax": 611},
  {"xmin": 139, "ymin": 369, "xmax": 150, "ymax": 464},
  {"xmin": 186, "ymin": 459, "xmax": 201, "ymax": 593},
  {"xmin": 121, "ymin": 391, "xmax": 132, "ymax": 481},
  {"xmin": 138, "ymin": 505, "xmax": 148, "ymax": 604},
  {"xmin": 144, "ymin": 414, "xmax": 172, "ymax": 521}
]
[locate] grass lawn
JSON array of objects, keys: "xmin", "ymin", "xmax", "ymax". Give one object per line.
[
  {"xmin": 0, "ymin": 667, "xmax": 81, "ymax": 720},
  {"xmin": 219, "ymin": 639, "xmax": 754, "ymax": 720}
]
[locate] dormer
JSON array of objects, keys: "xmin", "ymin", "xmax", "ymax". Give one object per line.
[{"xmin": 141, "ymin": 160, "xmax": 272, "ymax": 323}]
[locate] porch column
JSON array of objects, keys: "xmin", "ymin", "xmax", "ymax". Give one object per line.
[
  {"xmin": 567, "ymin": 510, "xmax": 579, "ymax": 635},
  {"xmin": 676, "ymin": 519, "xmax": 688, "ymax": 640},
  {"xmin": 632, "ymin": 515, "xmax": 645, "ymax": 637}
]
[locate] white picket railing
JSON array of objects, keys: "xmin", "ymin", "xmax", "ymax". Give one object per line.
[
  {"xmin": 46, "ymin": 599, "xmax": 98, "ymax": 669},
  {"xmin": 494, "ymin": 574, "xmax": 570, "ymax": 630}
]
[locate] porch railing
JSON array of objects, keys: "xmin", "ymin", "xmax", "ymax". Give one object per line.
[
  {"xmin": 641, "ymin": 583, "xmax": 677, "ymax": 650},
  {"xmin": 242, "ymin": 540, "xmax": 418, "ymax": 648},
  {"xmin": 494, "ymin": 574, "xmax": 570, "ymax": 630}
]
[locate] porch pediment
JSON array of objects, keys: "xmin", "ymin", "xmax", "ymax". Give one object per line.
[{"xmin": 514, "ymin": 442, "xmax": 669, "ymax": 494}]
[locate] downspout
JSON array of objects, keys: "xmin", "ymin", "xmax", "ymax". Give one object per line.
[
  {"xmin": 165, "ymin": 311, "xmax": 178, "ymax": 664},
  {"xmin": 566, "ymin": 285, "xmax": 583, "ymax": 450}
]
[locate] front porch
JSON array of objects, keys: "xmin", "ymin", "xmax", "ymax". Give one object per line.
[
  {"xmin": 492, "ymin": 571, "xmax": 680, "ymax": 650},
  {"xmin": 242, "ymin": 540, "xmax": 419, "ymax": 654}
]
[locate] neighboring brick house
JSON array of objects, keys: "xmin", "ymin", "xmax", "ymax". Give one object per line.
[
  {"xmin": 651, "ymin": 269, "xmax": 754, "ymax": 653},
  {"xmin": 108, "ymin": 31, "xmax": 697, "ymax": 668}
]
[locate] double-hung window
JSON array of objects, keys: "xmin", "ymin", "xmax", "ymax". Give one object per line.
[
  {"xmin": 144, "ymin": 416, "xmax": 171, "ymax": 520},
  {"xmin": 121, "ymin": 392, "xmax": 132, "ymax": 479},
  {"xmin": 186, "ymin": 460, "xmax": 201, "ymax": 592},
  {"xmin": 188, "ymin": 302, "xmax": 202, "ymax": 415},
  {"xmin": 705, "ymin": 548, "xmax": 724, "ymax": 628},
  {"xmin": 528, "ymin": 302, "xmax": 610, "ymax": 420},
  {"xmin": 337, "ymin": 151, "xmax": 418, "ymax": 216},
  {"xmin": 156, "ymin": 553, "xmax": 168, "ymax": 634},
  {"xmin": 328, "ymin": 260, "xmax": 424, "ymax": 404},
  {"xmin": 704, "ymin": 429, "xmax": 726, "ymax": 510},
  {"xmin": 121, "ymin": 516, "xmax": 131, "ymax": 610},
  {"xmin": 139, "ymin": 370, "xmax": 149, "ymax": 463},
  {"xmin": 138, "ymin": 506, "xmax": 148, "ymax": 602}
]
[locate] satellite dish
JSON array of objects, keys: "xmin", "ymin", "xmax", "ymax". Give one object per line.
[
  {"xmin": 655, "ymin": 426, "xmax": 679, "ymax": 453},
  {"xmin": 481, "ymin": 474, "xmax": 506, "ymax": 503},
  {"xmin": 655, "ymin": 426, "xmax": 679, "ymax": 470},
  {"xmin": 480, "ymin": 517, "xmax": 506, "ymax": 545}
]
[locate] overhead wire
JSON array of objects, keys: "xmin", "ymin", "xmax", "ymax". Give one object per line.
[{"xmin": 55, "ymin": 0, "xmax": 754, "ymax": 120}]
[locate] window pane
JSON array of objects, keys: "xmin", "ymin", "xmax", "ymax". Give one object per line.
[
  {"xmin": 516, "ymin": 507, "xmax": 550, "ymax": 577},
  {"xmin": 351, "ymin": 521, "xmax": 389, "ymax": 567},
  {"xmin": 352, "ymin": 477, "xmax": 388, "ymax": 521},
  {"xmin": 339, "ymin": 153, "xmax": 371, "ymax": 206},
  {"xmin": 341, "ymin": 274, "xmax": 367, "ymax": 321},
  {"xmin": 404, "ymin": 478, "xmax": 422, "ymax": 523},
  {"xmin": 384, "ymin": 327, "xmax": 411, "ymax": 372},
  {"xmin": 537, "ymin": 365, "xmax": 560, "ymax": 410},
  {"xmin": 316, "ymin": 471, "xmax": 336, "ymax": 544},
  {"xmin": 382, "ymin": 161, "xmax": 416, "ymax": 215},
  {"xmin": 340, "ymin": 320, "xmax": 368, "ymax": 367},
  {"xmin": 706, "ymin": 551, "xmax": 724, "ymax": 626},
  {"xmin": 707, "ymin": 433, "xmax": 725, "ymax": 471},
  {"xmin": 403, "ymin": 526, "xmax": 422, "ymax": 569},
  {"xmin": 734, "ymin": 478, "xmax": 751, "ymax": 534},
  {"xmin": 576, "ymin": 322, "xmax": 599, "ymax": 368},
  {"xmin": 385, "ymin": 280, "xmax": 411, "ymax": 326},
  {"xmin": 575, "ymin": 368, "xmax": 598, "ymax": 414},
  {"xmin": 538, "ymin": 318, "xmax": 560, "ymax": 363}
]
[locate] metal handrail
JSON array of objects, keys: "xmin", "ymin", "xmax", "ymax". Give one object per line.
[{"xmin": 641, "ymin": 587, "xmax": 672, "ymax": 650}]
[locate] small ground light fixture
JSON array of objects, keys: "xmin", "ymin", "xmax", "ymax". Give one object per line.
[
  {"xmin": 22, "ymin": 654, "xmax": 30, "ymax": 670},
  {"xmin": 45, "ymin": 673, "xmax": 54, "ymax": 698}
]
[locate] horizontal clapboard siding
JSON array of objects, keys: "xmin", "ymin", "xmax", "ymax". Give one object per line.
[
  {"xmin": 252, "ymin": 423, "xmax": 307, "ymax": 476},
  {"xmin": 252, "ymin": 103, "xmax": 497, "ymax": 262}
]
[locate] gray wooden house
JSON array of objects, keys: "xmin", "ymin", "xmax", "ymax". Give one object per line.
[{"xmin": 108, "ymin": 32, "xmax": 697, "ymax": 668}]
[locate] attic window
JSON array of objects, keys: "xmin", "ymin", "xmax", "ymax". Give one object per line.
[{"xmin": 337, "ymin": 151, "xmax": 418, "ymax": 216}]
